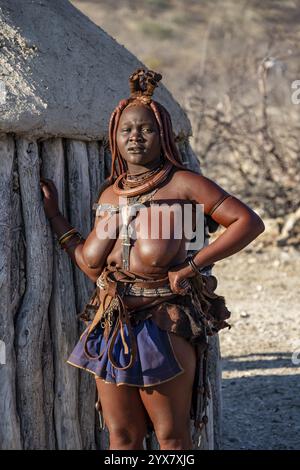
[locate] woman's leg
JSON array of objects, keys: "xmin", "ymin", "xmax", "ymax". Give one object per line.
[
  {"xmin": 138, "ymin": 332, "xmax": 196, "ymax": 450},
  {"xmin": 95, "ymin": 378, "xmax": 149, "ymax": 450}
]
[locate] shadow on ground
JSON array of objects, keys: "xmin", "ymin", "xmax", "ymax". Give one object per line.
[{"xmin": 221, "ymin": 353, "xmax": 300, "ymax": 450}]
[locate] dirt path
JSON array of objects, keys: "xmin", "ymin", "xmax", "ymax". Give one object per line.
[{"xmin": 213, "ymin": 245, "xmax": 300, "ymax": 449}]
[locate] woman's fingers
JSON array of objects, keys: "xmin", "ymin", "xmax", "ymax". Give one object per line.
[
  {"xmin": 40, "ymin": 183, "xmax": 50, "ymax": 198},
  {"xmin": 168, "ymin": 270, "xmax": 191, "ymax": 296},
  {"xmin": 172, "ymin": 278, "xmax": 191, "ymax": 295},
  {"xmin": 40, "ymin": 178, "xmax": 57, "ymax": 199},
  {"xmin": 40, "ymin": 179, "xmax": 49, "ymax": 191},
  {"xmin": 40, "ymin": 177, "xmax": 55, "ymax": 188},
  {"xmin": 40, "ymin": 177, "xmax": 50, "ymax": 186}
]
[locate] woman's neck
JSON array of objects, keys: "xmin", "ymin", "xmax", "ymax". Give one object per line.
[{"xmin": 126, "ymin": 158, "xmax": 162, "ymax": 176}]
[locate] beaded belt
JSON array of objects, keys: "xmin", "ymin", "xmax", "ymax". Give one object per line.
[{"xmin": 96, "ymin": 272, "xmax": 174, "ymax": 297}]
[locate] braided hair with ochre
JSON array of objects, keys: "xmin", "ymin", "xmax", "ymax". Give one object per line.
[{"xmin": 108, "ymin": 68, "xmax": 186, "ymax": 183}]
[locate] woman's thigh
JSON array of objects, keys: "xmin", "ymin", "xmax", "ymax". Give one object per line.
[
  {"xmin": 138, "ymin": 332, "xmax": 196, "ymax": 441},
  {"xmin": 95, "ymin": 378, "xmax": 149, "ymax": 442}
]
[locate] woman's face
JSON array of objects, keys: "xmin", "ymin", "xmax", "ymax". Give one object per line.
[{"xmin": 116, "ymin": 104, "xmax": 162, "ymax": 172}]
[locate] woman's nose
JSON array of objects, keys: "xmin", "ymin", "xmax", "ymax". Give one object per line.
[{"xmin": 129, "ymin": 130, "xmax": 143, "ymax": 141}]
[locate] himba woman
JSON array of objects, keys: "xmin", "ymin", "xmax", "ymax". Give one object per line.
[{"xmin": 40, "ymin": 69, "xmax": 265, "ymax": 450}]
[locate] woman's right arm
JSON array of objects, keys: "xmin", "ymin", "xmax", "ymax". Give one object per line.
[
  {"xmin": 40, "ymin": 178, "xmax": 120, "ymax": 283},
  {"xmin": 49, "ymin": 212, "xmax": 119, "ymax": 282}
]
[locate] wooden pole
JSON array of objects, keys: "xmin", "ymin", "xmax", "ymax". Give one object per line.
[
  {"xmin": 0, "ymin": 134, "xmax": 22, "ymax": 449},
  {"xmin": 15, "ymin": 138, "xmax": 53, "ymax": 449},
  {"xmin": 42, "ymin": 138, "xmax": 82, "ymax": 449}
]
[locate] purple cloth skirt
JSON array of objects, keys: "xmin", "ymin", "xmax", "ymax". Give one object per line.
[{"xmin": 66, "ymin": 317, "xmax": 184, "ymax": 387}]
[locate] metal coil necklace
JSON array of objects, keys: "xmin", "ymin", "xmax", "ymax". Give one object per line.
[
  {"xmin": 125, "ymin": 163, "xmax": 163, "ymax": 186},
  {"xmin": 113, "ymin": 159, "xmax": 173, "ymax": 197}
]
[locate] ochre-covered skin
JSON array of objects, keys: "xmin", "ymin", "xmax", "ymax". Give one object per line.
[
  {"xmin": 40, "ymin": 86, "xmax": 265, "ymax": 451},
  {"xmin": 81, "ymin": 105, "xmax": 264, "ymax": 306}
]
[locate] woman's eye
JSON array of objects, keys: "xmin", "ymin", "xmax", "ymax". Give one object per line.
[{"xmin": 120, "ymin": 127, "xmax": 153, "ymax": 133}]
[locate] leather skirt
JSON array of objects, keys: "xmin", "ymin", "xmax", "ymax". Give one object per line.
[{"xmin": 66, "ymin": 265, "xmax": 231, "ymax": 434}]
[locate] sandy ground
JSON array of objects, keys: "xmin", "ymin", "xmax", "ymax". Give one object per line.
[{"xmin": 213, "ymin": 244, "xmax": 300, "ymax": 450}]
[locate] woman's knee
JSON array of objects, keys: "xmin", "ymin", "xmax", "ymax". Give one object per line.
[
  {"xmin": 107, "ymin": 422, "xmax": 147, "ymax": 450},
  {"xmin": 155, "ymin": 420, "xmax": 192, "ymax": 450},
  {"xmin": 157, "ymin": 433, "xmax": 193, "ymax": 450}
]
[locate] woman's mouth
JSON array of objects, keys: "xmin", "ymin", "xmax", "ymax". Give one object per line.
[{"xmin": 127, "ymin": 146, "xmax": 146, "ymax": 154}]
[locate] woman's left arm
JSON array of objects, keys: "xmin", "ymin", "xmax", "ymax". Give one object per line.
[
  {"xmin": 169, "ymin": 172, "xmax": 265, "ymax": 294},
  {"xmin": 192, "ymin": 195, "xmax": 264, "ymax": 267}
]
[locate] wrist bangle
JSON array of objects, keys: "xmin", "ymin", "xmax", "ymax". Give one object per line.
[
  {"xmin": 58, "ymin": 228, "xmax": 77, "ymax": 244},
  {"xmin": 62, "ymin": 234, "xmax": 84, "ymax": 251},
  {"xmin": 60, "ymin": 232, "xmax": 79, "ymax": 246},
  {"xmin": 186, "ymin": 255, "xmax": 201, "ymax": 276}
]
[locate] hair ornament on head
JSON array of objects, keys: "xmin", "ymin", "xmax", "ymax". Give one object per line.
[{"xmin": 128, "ymin": 68, "xmax": 162, "ymax": 105}]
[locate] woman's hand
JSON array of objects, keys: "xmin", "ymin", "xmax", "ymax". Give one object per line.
[
  {"xmin": 40, "ymin": 177, "xmax": 60, "ymax": 219},
  {"xmin": 168, "ymin": 262, "xmax": 195, "ymax": 296}
]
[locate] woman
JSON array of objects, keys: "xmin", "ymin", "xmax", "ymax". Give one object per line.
[{"xmin": 40, "ymin": 69, "xmax": 265, "ymax": 450}]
